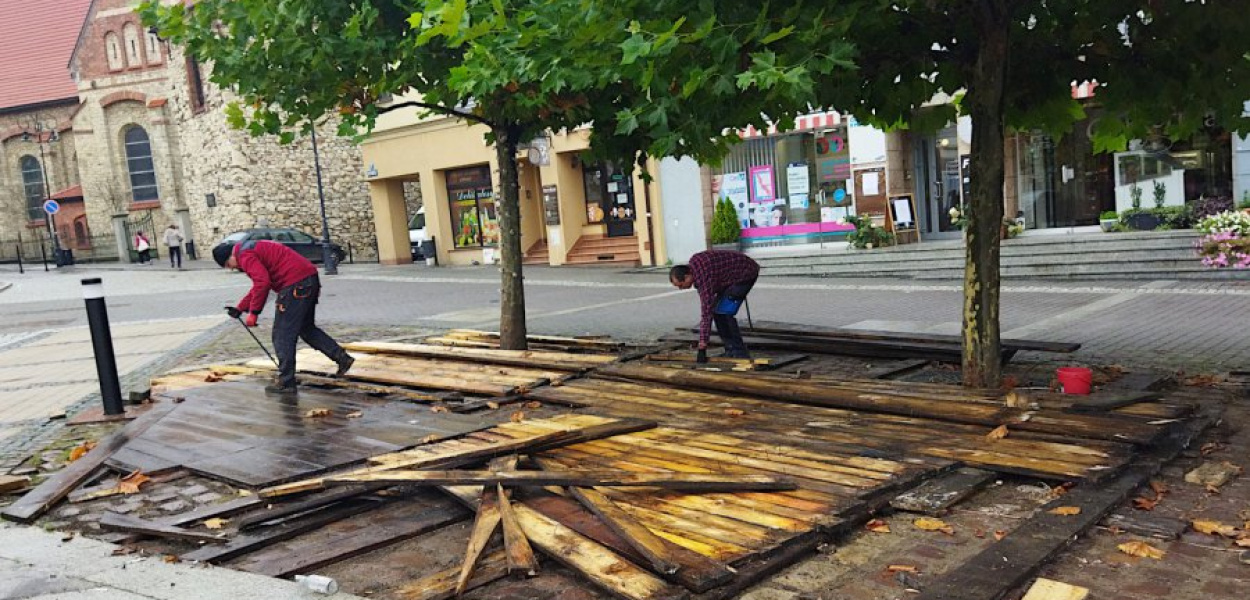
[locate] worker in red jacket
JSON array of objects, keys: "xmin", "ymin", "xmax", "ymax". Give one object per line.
[{"xmin": 214, "ymin": 240, "xmax": 354, "ymax": 395}]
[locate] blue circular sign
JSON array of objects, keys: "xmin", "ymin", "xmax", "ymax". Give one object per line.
[
  {"xmin": 42, "ymin": 200, "xmax": 60, "ymax": 215},
  {"xmin": 833, "ymin": 189, "xmax": 847, "ymax": 204}
]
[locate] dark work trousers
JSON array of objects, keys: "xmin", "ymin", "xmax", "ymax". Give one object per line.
[
  {"xmin": 712, "ymin": 277, "xmax": 757, "ymax": 358},
  {"xmin": 168, "ymin": 246, "xmax": 182, "ymax": 268},
  {"xmin": 137, "ymin": 249, "xmax": 151, "ymax": 264},
  {"xmin": 273, "ymin": 276, "xmax": 348, "ymax": 387}
]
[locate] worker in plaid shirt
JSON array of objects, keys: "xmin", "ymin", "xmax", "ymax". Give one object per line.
[{"xmin": 669, "ymin": 250, "xmax": 760, "ymax": 362}]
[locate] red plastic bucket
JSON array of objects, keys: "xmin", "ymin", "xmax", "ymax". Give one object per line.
[{"xmin": 1056, "ymin": 367, "xmax": 1093, "ymax": 395}]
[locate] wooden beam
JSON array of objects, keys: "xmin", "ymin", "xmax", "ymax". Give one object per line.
[
  {"xmin": 344, "ymin": 341, "xmax": 614, "ymax": 371},
  {"xmin": 182, "ymin": 498, "xmax": 385, "ymax": 563},
  {"xmin": 865, "ymin": 359, "xmax": 930, "ymax": 380},
  {"xmin": 1065, "ymin": 392, "xmax": 1160, "ymax": 414},
  {"xmin": 741, "ymin": 321, "xmax": 1081, "ymax": 354},
  {"xmin": 2, "ymin": 401, "xmax": 177, "ymax": 523},
  {"xmin": 99, "ymin": 511, "xmax": 226, "ymax": 543},
  {"xmin": 0, "ymin": 475, "xmax": 32, "ymax": 494},
  {"xmin": 325, "ymin": 470, "xmax": 797, "ymax": 491},
  {"xmin": 395, "ymin": 550, "xmax": 512, "ymax": 600},
  {"xmin": 456, "ymin": 485, "xmax": 502, "ymax": 595},
  {"xmin": 497, "ymin": 483, "xmax": 538, "ymax": 574},
  {"xmin": 568, "ymin": 485, "xmax": 681, "ymax": 575},
  {"xmin": 889, "ymin": 468, "xmax": 995, "ymax": 516}
]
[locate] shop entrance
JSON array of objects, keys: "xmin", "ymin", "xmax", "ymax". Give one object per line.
[
  {"xmin": 582, "ymin": 161, "xmax": 635, "ymax": 237},
  {"xmin": 913, "ymin": 125, "xmax": 965, "ymax": 239}
]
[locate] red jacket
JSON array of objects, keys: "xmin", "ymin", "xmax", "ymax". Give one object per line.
[{"xmin": 234, "ymin": 240, "xmax": 318, "ymax": 314}]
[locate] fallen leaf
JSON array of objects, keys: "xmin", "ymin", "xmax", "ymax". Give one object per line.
[
  {"xmin": 886, "ymin": 565, "xmax": 918, "ymax": 573},
  {"xmin": 430, "ymin": 405, "xmax": 450, "ymax": 414},
  {"xmin": 116, "ymin": 471, "xmax": 150, "ymax": 495},
  {"xmin": 1206, "ymin": 484, "xmax": 1222, "ymax": 495},
  {"xmin": 913, "ymin": 518, "xmax": 954, "ymax": 535},
  {"xmin": 865, "ymin": 519, "xmax": 891, "ymax": 533},
  {"xmin": 986, "ymin": 425, "xmax": 1009, "ymax": 440},
  {"xmin": 524, "ymin": 401, "xmax": 542, "ymax": 409},
  {"xmin": 485, "ymin": 401, "xmax": 500, "ymax": 410},
  {"xmin": 1118, "ymin": 540, "xmax": 1165, "ymax": 559},
  {"xmin": 1049, "ymin": 506, "xmax": 1082, "ymax": 516},
  {"xmin": 1149, "ymin": 480, "xmax": 1169, "ymax": 496},
  {"xmin": 111, "ymin": 546, "xmax": 137, "ymax": 556},
  {"xmin": 1182, "ymin": 373, "xmax": 1223, "ymax": 387},
  {"xmin": 510, "ymin": 411, "xmax": 525, "ymax": 423},
  {"xmin": 237, "ymin": 489, "xmax": 253, "ymax": 496},
  {"xmin": 345, "ymin": 411, "xmax": 363, "ymax": 419},
  {"xmin": 994, "ymin": 530, "xmax": 1007, "ymax": 541},
  {"xmin": 203, "ymin": 518, "xmax": 228, "ymax": 530},
  {"xmin": 420, "ymin": 434, "xmax": 440, "ymax": 444},
  {"xmin": 68, "ymin": 441, "xmax": 97, "ymax": 462},
  {"xmin": 724, "ymin": 408, "xmax": 746, "ymax": 417},
  {"xmin": 1200, "ymin": 442, "xmax": 1225, "ymax": 456},
  {"xmin": 162, "ymin": 554, "xmax": 181, "ymax": 564},
  {"xmin": 1192, "ymin": 520, "xmax": 1238, "ymax": 537},
  {"xmin": 204, "ymin": 373, "xmax": 223, "ymax": 383},
  {"xmin": 973, "ymin": 528, "xmax": 985, "ymax": 539},
  {"xmin": 1236, "ymin": 537, "xmax": 1250, "ymax": 548},
  {"xmin": 303, "ymin": 408, "xmax": 331, "ymax": 418},
  {"xmin": 1132, "ymin": 496, "xmax": 1159, "ymax": 511},
  {"xmin": 1050, "ymin": 482, "xmax": 1076, "ymax": 498}
]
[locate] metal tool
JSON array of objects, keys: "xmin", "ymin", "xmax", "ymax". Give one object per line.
[
  {"xmin": 234, "ymin": 315, "xmax": 279, "ymax": 367},
  {"xmin": 744, "ymin": 297, "xmax": 754, "ymax": 329}
]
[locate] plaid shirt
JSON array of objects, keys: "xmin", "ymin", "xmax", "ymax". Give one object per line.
[{"xmin": 688, "ymin": 250, "xmax": 760, "ymax": 345}]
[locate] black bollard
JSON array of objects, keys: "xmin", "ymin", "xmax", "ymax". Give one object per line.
[
  {"xmin": 15, "ymin": 244, "xmax": 23, "ymax": 275},
  {"xmin": 82, "ymin": 278, "xmax": 124, "ymax": 415},
  {"xmin": 39, "ymin": 242, "xmax": 48, "ymax": 272}
]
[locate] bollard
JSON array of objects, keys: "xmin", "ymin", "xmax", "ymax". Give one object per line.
[
  {"xmin": 81, "ymin": 278, "xmax": 125, "ymax": 416},
  {"xmin": 40, "ymin": 242, "xmax": 48, "ymax": 272},
  {"xmin": 15, "ymin": 244, "xmax": 23, "ymax": 275}
]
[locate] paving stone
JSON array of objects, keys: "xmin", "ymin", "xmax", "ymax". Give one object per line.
[
  {"xmin": 58, "ymin": 507, "xmax": 84, "ymax": 518},
  {"xmin": 146, "ymin": 493, "xmax": 178, "ymax": 504},
  {"xmin": 158, "ymin": 500, "xmax": 189, "ymax": 513},
  {"xmin": 178, "ymin": 484, "xmax": 210, "ymax": 497},
  {"xmin": 192, "ymin": 492, "xmax": 223, "ymax": 504}
]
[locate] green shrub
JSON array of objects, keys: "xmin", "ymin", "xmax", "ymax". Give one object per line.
[
  {"xmin": 709, "ymin": 198, "xmax": 741, "ymax": 245},
  {"xmin": 845, "ymin": 214, "xmax": 894, "ymax": 249},
  {"xmin": 1099, "ymin": 211, "xmax": 1118, "ymax": 221}
]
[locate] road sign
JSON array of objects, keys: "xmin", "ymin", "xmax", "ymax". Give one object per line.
[{"xmin": 43, "ymin": 200, "xmax": 60, "ymax": 215}]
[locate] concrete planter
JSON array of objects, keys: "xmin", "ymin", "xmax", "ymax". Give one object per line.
[
  {"xmin": 711, "ymin": 242, "xmax": 740, "ymax": 252},
  {"xmin": 1125, "ymin": 213, "xmax": 1162, "ymax": 231},
  {"xmin": 1100, "ymin": 219, "xmax": 1119, "ymax": 232}
]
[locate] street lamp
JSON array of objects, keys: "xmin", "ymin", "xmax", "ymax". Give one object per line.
[
  {"xmin": 22, "ymin": 123, "xmax": 66, "ymax": 267},
  {"xmin": 309, "ymin": 126, "xmax": 337, "ymax": 275}
]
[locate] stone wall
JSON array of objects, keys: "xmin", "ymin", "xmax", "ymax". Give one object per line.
[{"xmin": 0, "ymin": 103, "xmax": 81, "ymax": 242}]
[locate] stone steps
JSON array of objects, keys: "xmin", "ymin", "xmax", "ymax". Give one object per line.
[{"xmin": 565, "ymin": 234, "xmax": 640, "ymax": 266}]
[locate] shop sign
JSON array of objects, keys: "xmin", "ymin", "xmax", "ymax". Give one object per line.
[
  {"xmin": 815, "ymin": 126, "xmax": 850, "ymax": 183},
  {"xmin": 542, "ymin": 184, "xmax": 560, "ymax": 225}
]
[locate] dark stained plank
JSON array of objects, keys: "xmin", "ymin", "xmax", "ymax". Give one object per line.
[
  {"xmin": 865, "ymin": 359, "xmax": 930, "ymax": 380},
  {"xmin": 236, "ymin": 487, "xmax": 376, "ymax": 530},
  {"xmin": 741, "ymin": 321, "xmax": 1081, "ymax": 354},
  {"xmin": 161, "ymin": 495, "xmax": 265, "ymax": 527},
  {"xmin": 889, "ymin": 468, "xmax": 996, "ymax": 515},
  {"xmin": 2, "ymin": 401, "xmax": 178, "ymax": 523},
  {"xmin": 1065, "ymin": 392, "xmax": 1160, "ymax": 413},
  {"xmin": 99, "ymin": 511, "xmax": 226, "ymax": 543},
  {"xmin": 182, "ymin": 497, "xmax": 386, "ymax": 563},
  {"xmin": 327, "ymin": 470, "xmax": 797, "ymax": 491},
  {"xmin": 231, "ymin": 493, "xmax": 470, "ymax": 577},
  {"xmin": 1101, "ymin": 511, "xmax": 1188, "ymax": 540}
]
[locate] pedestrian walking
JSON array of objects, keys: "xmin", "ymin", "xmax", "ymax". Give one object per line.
[
  {"xmin": 133, "ymin": 230, "xmax": 152, "ymax": 265},
  {"xmin": 162, "ymin": 224, "xmax": 184, "ymax": 269},
  {"xmin": 213, "ymin": 240, "xmax": 354, "ymax": 395},
  {"xmin": 669, "ymin": 249, "xmax": 760, "ymax": 362}
]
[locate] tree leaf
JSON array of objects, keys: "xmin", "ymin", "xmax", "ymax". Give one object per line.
[
  {"xmin": 1192, "ymin": 520, "xmax": 1237, "ymax": 537},
  {"xmin": 203, "ymin": 518, "xmax": 229, "ymax": 530},
  {"xmin": 116, "ymin": 471, "xmax": 151, "ymax": 495},
  {"xmin": 510, "ymin": 411, "xmax": 525, "ymax": 423},
  {"xmin": 914, "ymin": 518, "xmax": 954, "ymax": 535},
  {"xmin": 865, "ymin": 519, "xmax": 891, "ymax": 533},
  {"xmin": 304, "ymin": 408, "xmax": 331, "ymax": 418},
  {"xmin": 1048, "ymin": 506, "xmax": 1081, "ymax": 516},
  {"xmin": 1132, "ymin": 496, "xmax": 1159, "ymax": 511},
  {"xmin": 1117, "ymin": 540, "xmax": 1165, "ymax": 559},
  {"xmin": 986, "ymin": 425, "xmax": 1009, "ymax": 440},
  {"xmin": 68, "ymin": 441, "xmax": 97, "ymax": 462},
  {"xmin": 886, "ymin": 564, "xmax": 917, "ymax": 573},
  {"xmin": 759, "ymin": 26, "xmax": 795, "ymax": 45}
]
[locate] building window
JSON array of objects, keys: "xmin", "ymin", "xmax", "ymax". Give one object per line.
[
  {"xmin": 105, "ymin": 32, "xmax": 123, "ymax": 70},
  {"xmin": 123, "ymin": 23, "xmax": 141, "ymax": 66},
  {"xmin": 20, "ymin": 156, "xmax": 45, "ymax": 221},
  {"xmin": 123, "ymin": 127, "xmax": 160, "ymax": 202},
  {"xmin": 186, "ymin": 57, "xmax": 206, "ymax": 112},
  {"xmin": 145, "ymin": 31, "xmax": 162, "ymax": 64},
  {"xmin": 446, "ymin": 165, "xmax": 499, "ymax": 248}
]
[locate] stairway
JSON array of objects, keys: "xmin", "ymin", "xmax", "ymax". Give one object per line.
[
  {"xmin": 565, "ymin": 234, "xmax": 641, "ymax": 266},
  {"xmin": 753, "ymin": 230, "xmax": 1238, "ymax": 280},
  {"xmin": 523, "ymin": 240, "xmax": 549, "ymax": 265}
]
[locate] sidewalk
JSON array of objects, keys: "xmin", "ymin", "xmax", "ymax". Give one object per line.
[{"xmin": 0, "ymin": 522, "xmax": 365, "ymax": 600}]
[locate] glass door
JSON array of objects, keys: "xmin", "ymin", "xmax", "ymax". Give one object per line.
[{"xmin": 583, "ymin": 161, "xmax": 635, "ymax": 237}]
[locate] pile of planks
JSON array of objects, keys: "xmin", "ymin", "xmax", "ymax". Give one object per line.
[
  {"xmin": 642, "ymin": 352, "xmax": 808, "ymax": 372},
  {"xmin": 426, "ymin": 329, "xmax": 644, "ymax": 354}
]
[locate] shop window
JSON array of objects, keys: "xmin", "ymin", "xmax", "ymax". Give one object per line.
[
  {"xmin": 20, "ymin": 155, "xmax": 45, "ymax": 222},
  {"xmin": 124, "ymin": 126, "xmax": 160, "ymax": 202},
  {"xmin": 105, "ymin": 32, "xmax": 123, "ymax": 70},
  {"xmin": 123, "ymin": 24, "xmax": 141, "ymax": 66},
  {"xmin": 581, "ymin": 161, "xmax": 636, "ymax": 237},
  {"xmin": 145, "ymin": 31, "xmax": 162, "ymax": 65},
  {"xmin": 446, "ymin": 165, "xmax": 499, "ymax": 248}
]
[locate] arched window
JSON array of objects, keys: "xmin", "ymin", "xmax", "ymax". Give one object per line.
[
  {"xmin": 20, "ymin": 156, "xmax": 45, "ymax": 221},
  {"xmin": 124, "ymin": 127, "xmax": 160, "ymax": 202},
  {"xmin": 123, "ymin": 23, "xmax": 140, "ymax": 66},
  {"xmin": 145, "ymin": 31, "xmax": 162, "ymax": 64},
  {"xmin": 105, "ymin": 32, "xmax": 123, "ymax": 70}
]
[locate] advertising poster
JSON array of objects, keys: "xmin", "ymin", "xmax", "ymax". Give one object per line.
[
  {"xmin": 721, "ymin": 171, "xmax": 751, "ymax": 227},
  {"xmin": 748, "ymin": 165, "xmax": 776, "ymax": 203},
  {"xmin": 789, "ymin": 194, "xmax": 809, "ymax": 210},
  {"xmin": 786, "ymin": 163, "xmax": 810, "ymax": 196},
  {"xmin": 815, "ymin": 125, "xmax": 851, "ymax": 184}
]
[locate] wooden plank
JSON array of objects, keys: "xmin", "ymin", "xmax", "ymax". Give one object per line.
[
  {"xmin": 1020, "ymin": 579, "xmax": 1089, "ymax": 600},
  {"xmin": 2, "ymin": 401, "xmax": 177, "ymax": 523},
  {"xmin": 568, "ymin": 485, "xmax": 681, "ymax": 575},
  {"xmin": 1065, "ymin": 391, "xmax": 1160, "ymax": 413},
  {"xmin": 161, "ymin": 496, "xmax": 265, "ymax": 527},
  {"xmin": 497, "ymin": 483, "xmax": 538, "ymax": 573},
  {"xmin": 237, "ymin": 488, "xmax": 376, "ymax": 531},
  {"xmin": 395, "ymin": 550, "xmax": 512, "ymax": 600},
  {"xmin": 889, "ymin": 468, "xmax": 995, "ymax": 515},
  {"xmin": 916, "ymin": 414, "xmax": 1211, "ymax": 600},
  {"xmin": 742, "ymin": 321, "xmax": 1081, "ymax": 354},
  {"xmin": 0, "ymin": 475, "xmax": 32, "ymax": 494},
  {"xmin": 456, "ymin": 456, "xmax": 516, "ymax": 594},
  {"xmin": 865, "ymin": 359, "xmax": 930, "ymax": 380},
  {"xmin": 99, "ymin": 511, "xmax": 226, "ymax": 543},
  {"xmin": 326, "ymin": 470, "xmax": 798, "ymax": 491},
  {"xmin": 344, "ymin": 341, "xmax": 614, "ymax": 370},
  {"xmin": 1101, "ymin": 511, "xmax": 1187, "ymax": 540},
  {"xmin": 182, "ymin": 498, "xmax": 386, "ymax": 563}
]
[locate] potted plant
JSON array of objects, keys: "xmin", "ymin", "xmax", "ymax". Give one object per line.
[
  {"xmin": 1153, "ymin": 180, "xmax": 1167, "ymax": 209},
  {"xmin": 844, "ymin": 214, "xmax": 893, "ymax": 249},
  {"xmin": 1195, "ymin": 210, "xmax": 1250, "ymax": 269},
  {"xmin": 709, "ymin": 197, "xmax": 741, "ymax": 250},
  {"xmin": 1099, "ymin": 211, "xmax": 1119, "ymax": 232}
]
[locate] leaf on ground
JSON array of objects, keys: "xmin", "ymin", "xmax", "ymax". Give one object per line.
[
  {"xmin": 1182, "ymin": 373, "xmax": 1223, "ymax": 387},
  {"xmin": 994, "ymin": 530, "xmax": 1007, "ymax": 541},
  {"xmin": 1235, "ymin": 537, "xmax": 1250, "ymax": 548},
  {"xmin": 1206, "ymin": 484, "xmax": 1223, "ymax": 495},
  {"xmin": 202, "ymin": 518, "xmax": 229, "ymax": 530},
  {"xmin": 1050, "ymin": 482, "xmax": 1076, "ymax": 498},
  {"xmin": 1192, "ymin": 520, "xmax": 1238, "ymax": 537},
  {"xmin": 1133, "ymin": 496, "xmax": 1159, "ymax": 511},
  {"xmin": 68, "ymin": 441, "xmax": 97, "ymax": 462},
  {"xmin": 420, "ymin": 434, "xmax": 440, "ymax": 444},
  {"xmin": 913, "ymin": 518, "xmax": 954, "ymax": 535},
  {"xmin": 485, "ymin": 401, "xmax": 500, "ymax": 410},
  {"xmin": 111, "ymin": 546, "xmax": 137, "ymax": 556},
  {"xmin": 724, "ymin": 408, "xmax": 746, "ymax": 417},
  {"xmin": 204, "ymin": 373, "xmax": 223, "ymax": 383},
  {"xmin": 986, "ymin": 425, "xmax": 1009, "ymax": 440},
  {"xmin": 865, "ymin": 519, "xmax": 891, "ymax": 533},
  {"xmin": 510, "ymin": 411, "xmax": 525, "ymax": 423},
  {"xmin": 303, "ymin": 408, "xmax": 331, "ymax": 418},
  {"xmin": 1149, "ymin": 480, "xmax": 1169, "ymax": 496},
  {"xmin": 345, "ymin": 410, "xmax": 363, "ymax": 419},
  {"xmin": 886, "ymin": 564, "xmax": 918, "ymax": 573},
  {"xmin": 524, "ymin": 401, "xmax": 542, "ymax": 409},
  {"xmin": 1049, "ymin": 506, "xmax": 1082, "ymax": 516},
  {"xmin": 430, "ymin": 405, "xmax": 450, "ymax": 413},
  {"xmin": 116, "ymin": 471, "xmax": 150, "ymax": 495},
  {"xmin": 1200, "ymin": 442, "xmax": 1225, "ymax": 456},
  {"xmin": 237, "ymin": 489, "xmax": 253, "ymax": 496},
  {"xmin": 162, "ymin": 554, "xmax": 180, "ymax": 564},
  {"xmin": 1117, "ymin": 540, "xmax": 1165, "ymax": 559}
]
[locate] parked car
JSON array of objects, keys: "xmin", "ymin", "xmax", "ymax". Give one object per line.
[
  {"xmin": 409, "ymin": 207, "xmax": 428, "ymax": 261},
  {"xmin": 216, "ymin": 228, "xmax": 346, "ymax": 264}
]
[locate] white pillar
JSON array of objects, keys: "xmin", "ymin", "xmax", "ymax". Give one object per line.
[{"xmin": 111, "ymin": 213, "xmax": 130, "ymax": 263}]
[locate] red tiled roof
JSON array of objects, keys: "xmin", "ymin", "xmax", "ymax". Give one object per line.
[
  {"xmin": 0, "ymin": 0, "xmax": 95, "ymax": 111},
  {"xmin": 49, "ymin": 185, "xmax": 84, "ymax": 200}
]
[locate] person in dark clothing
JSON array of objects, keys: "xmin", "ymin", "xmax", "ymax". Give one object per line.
[
  {"xmin": 669, "ymin": 250, "xmax": 760, "ymax": 362},
  {"xmin": 214, "ymin": 240, "xmax": 354, "ymax": 395}
]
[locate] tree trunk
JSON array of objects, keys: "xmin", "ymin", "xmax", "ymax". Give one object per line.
[
  {"xmin": 961, "ymin": 0, "xmax": 1010, "ymax": 388},
  {"xmin": 493, "ymin": 124, "xmax": 528, "ymax": 350}
]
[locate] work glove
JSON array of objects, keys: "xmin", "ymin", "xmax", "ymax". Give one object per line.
[
  {"xmin": 695, "ymin": 348, "xmax": 708, "ymax": 364},
  {"xmin": 244, "ymin": 313, "xmax": 259, "ymax": 328},
  {"xmin": 225, "ymin": 306, "xmax": 242, "ymax": 319}
]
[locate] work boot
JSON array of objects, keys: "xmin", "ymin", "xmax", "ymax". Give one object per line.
[
  {"xmin": 335, "ymin": 354, "xmax": 355, "ymax": 377},
  {"xmin": 265, "ymin": 383, "xmax": 298, "ymax": 396}
]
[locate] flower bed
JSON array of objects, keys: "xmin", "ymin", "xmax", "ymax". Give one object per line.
[{"xmin": 1195, "ymin": 211, "xmax": 1250, "ymax": 269}]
